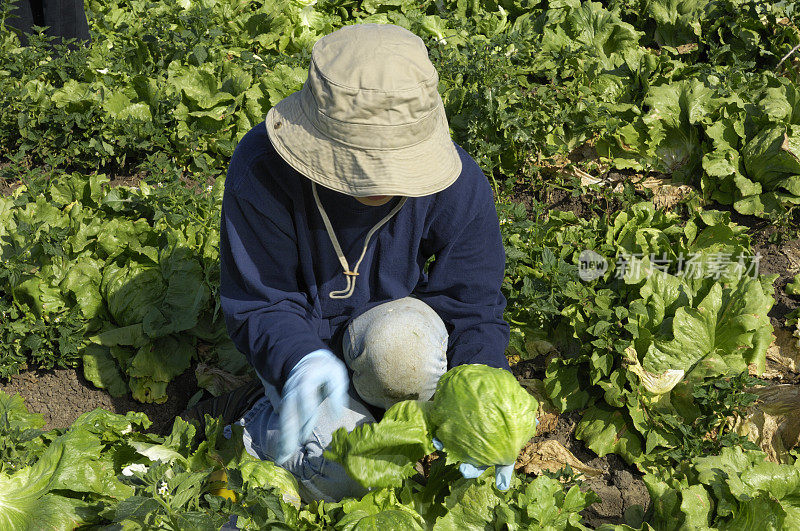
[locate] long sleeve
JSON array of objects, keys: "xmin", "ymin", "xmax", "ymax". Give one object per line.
[
  {"xmin": 413, "ymin": 153, "xmax": 511, "ymax": 372},
  {"xmin": 219, "ymin": 156, "xmax": 328, "ymax": 392}
]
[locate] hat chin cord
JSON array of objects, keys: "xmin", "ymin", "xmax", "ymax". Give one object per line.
[{"xmin": 311, "ymin": 182, "xmax": 408, "ymax": 299}]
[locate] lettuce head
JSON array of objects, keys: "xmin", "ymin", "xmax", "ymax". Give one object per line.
[
  {"xmin": 428, "ymin": 364, "xmax": 539, "ymax": 467},
  {"xmin": 327, "ymin": 365, "xmax": 538, "ymax": 488}
]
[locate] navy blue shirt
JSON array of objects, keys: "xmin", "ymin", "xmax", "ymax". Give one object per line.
[{"xmin": 219, "ymin": 122, "xmax": 511, "ymax": 392}]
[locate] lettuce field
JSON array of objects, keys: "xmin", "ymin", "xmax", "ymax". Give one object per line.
[{"xmin": 1, "ymin": 0, "xmax": 800, "ymax": 528}]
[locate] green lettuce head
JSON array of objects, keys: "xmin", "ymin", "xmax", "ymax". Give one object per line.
[{"xmin": 428, "ymin": 364, "xmax": 538, "ymax": 467}]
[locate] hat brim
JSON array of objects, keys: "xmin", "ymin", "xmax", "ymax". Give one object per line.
[{"xmin": 265, "ymin": 90, "xmax": 462, "ymax": 198}]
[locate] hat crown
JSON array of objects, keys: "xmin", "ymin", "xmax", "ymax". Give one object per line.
[
  {"xmin": 306, "ymin": 24, "xmax": 441, "ymax": 127},
  {"xmin": 312, "ymin": 24, "xmax": 436, "ymax": 91}
]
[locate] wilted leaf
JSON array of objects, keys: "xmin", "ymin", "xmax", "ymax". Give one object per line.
[
  {"xmin": 515, "ymin": 439, "xmax": 604, "ymax": 478},
  {"xmin": 195, "ymin": 363, "xmax": 253, "ymax": 397},
  {"xmin": 738, "ymin": 385, "xmax": 800, "ymax": 464}
]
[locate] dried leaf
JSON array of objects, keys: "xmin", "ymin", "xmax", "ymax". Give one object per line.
[
  {"xmin": 515, "ymin": 439, "xmax": 603, "ymax": 478},
  {"xmin": 764, "ymin": 328, "xmax": 800, "ymax": 378},
  {"xmin": 635, "ymin": 175, "xmax": 694, "ymax": 209},
  {"xmin": 739, "ymin": 384, "xmax": 800, "ymax": 463}
]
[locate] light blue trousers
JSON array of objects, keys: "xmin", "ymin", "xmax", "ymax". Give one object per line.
[{"xmin": 229, "ymin": 296, "xmax": 449, "ymax": 503}]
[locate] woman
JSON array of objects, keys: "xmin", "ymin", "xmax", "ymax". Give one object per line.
[{"xmin": 187, "ymin": 23, "xmax": 514, "ymax": 503}]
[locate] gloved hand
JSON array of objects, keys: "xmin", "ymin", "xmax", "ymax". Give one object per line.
[
  {"xmin": 276, "ymin": 349, "xmax": 348, "ymax": 464},
  {"xmin": 432, "ymin": 417, "xmax": 539, "ymax": 491},
  {"xmin": 431, "ymin": 438, "xmax": 514, "ymax": 490}
]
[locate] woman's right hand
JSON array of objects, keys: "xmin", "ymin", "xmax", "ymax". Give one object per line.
[{"xmin": 276, "ymin": 349, "xmax": 349, "ymax": 464}]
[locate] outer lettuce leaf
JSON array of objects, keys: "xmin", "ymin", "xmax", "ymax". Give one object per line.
[
  {"xmin": 692, "ymin": 447, "xmax": 800, "ymax": 529},
  {"xmin": 239, "ymin": 459, "xmax": 302, "ymax": 508},
  {"xmin": 128, "ymin": 377, "xmax": 169, "ymax": 404},
  {"xmin": 543, "ymin": 2, "xmax": 641, "ymax": 70},
  {"xmin": 0, "ymin": 392, "xmax": 45, "ymax": 432},
  {"xmin": 575, "ymin": 402, "xmax": 643, "ymax": 463},
  {"xmin": 340, "ymin": 509, "xmax": 425, "ymax": 530},
  {"xmin": 46, "ymin": 430, "xmax": 134, "ymax": 499},
  {"xmin": 82, "ymin": 343, "xmax": 129, "ymax": 397},
  {"xmin": 647, "ymin": 0, "xmax": 708, "ymax": 48},
  {"xmin": 742, "ymin": 125, "xmax": 800, "ymax": 191},
  {"xmin": 326, "ymin": 400, "xmax": 434, "ymax": 488},
  {"xmin": 128, "ymin": 335, "xmax": 194, "ymax": 384},
  {"xmin": 642, "ymin": 274, "xmax": 775, "ymax": 378},
  {"xmin": 642, "ymin": 474, "xmax": 712, "ymax": 530},
  {"xmin": 644, "ymin": 447, "xmax": 800, "ymax": 529},
  {"xmin": 101, "ymin": 246, "xmax": 208, "ymax": 338},
  {"xmin": 0, "ymin": 424, "xmax": 133, "ymax": 529},
  {"xmin": 0, "ymin": 485, "xmax": 87, "ymax": 531},
  {"xmin": 642, "ymin": 79, "xmax": 713, "ymax": 181},
  {"xmin": 71, "ymin": 407, "xmax": 152, "ymax": 438},
  {"xmin": 432, "ymin": 472, "xmax": 504, "ymax": 530},
  {"xmin": 60, "ymin": 255, "xmax": 106, "ymax": 322}
]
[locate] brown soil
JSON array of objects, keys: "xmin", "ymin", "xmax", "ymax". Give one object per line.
[
  {"xmin": 539, "ymin": 414, "xmax": 650, "ymax": 528},
  {"xmin": 0, "ymin": 162, "xmax": 22, "ymax": 195},
  {"xmin": 506, "ymin": 178, "xmax": 625, "ymax": 220},
  {"xmin": 0, "ymin": 363, "xmax": 202, "ymax": 435},
  {"xmin": 107, "ymin": 173, "xmax": 147, "ymax": 189}
]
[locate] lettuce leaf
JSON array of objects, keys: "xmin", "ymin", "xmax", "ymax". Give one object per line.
[{"xmin": 326, "ymin": 400, "xmax": 434, "ymax": 488}]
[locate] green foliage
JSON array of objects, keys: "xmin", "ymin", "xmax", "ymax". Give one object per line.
[
  {"xmin": 327, "ymin": 388, "xmax": 594, "ymax": 529},
  {"xmin": 0, "ymin": 296, "xmax": 85, "ymax": 377},
  {"xmin": 648, "ymin": 374, "xmax": 761, "ymax": 467},
  {"xmin": 0, "ymin": 0, "xmax": 798, "ymax": 527},
  {"xmin": 328, "ymin": 400, "xmax": 436, "ymax": 489},
  {"xmin": 643, "ymin": 446, "xmax": 800, "ymax": 530},
  {"xmin": 2, "ymin": 0, "xmax": 796, "ymax": 216},
  {"xmin": 0, "ymin": 389, "xmax": 595, "ymax": 529},
  {"xmin": 0, "ymin": 167, "xmax": 250, "ymax": 402},
  {"xmin": 503, "ymin": 198, "xmax": 779, "ymax": 467}
]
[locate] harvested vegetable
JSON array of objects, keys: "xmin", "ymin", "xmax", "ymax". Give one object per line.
[
  {"xmin": 327, "ymin": 364, "xmax": 538, "ymax": 487},
  {"xmin": 428, "ymin": 364, "xmax": 539, "ymax": 467}
]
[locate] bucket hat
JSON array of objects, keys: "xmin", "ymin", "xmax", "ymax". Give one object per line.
[{"xmin": 265, "ymin": 23, "xmax": 462, "ymax": 198}]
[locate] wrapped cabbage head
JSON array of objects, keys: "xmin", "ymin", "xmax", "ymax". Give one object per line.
[{"xmin": 428, "ymin": 364, "xmax": 538, "ymax": 467}]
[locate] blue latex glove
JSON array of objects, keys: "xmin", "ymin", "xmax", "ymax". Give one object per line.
[
  {"xmin": 432, "ymin": 417, "xmax": 539, "ymax": 491},
  {"xmin": 432, "ymin": 438, "xmax": 513, "ymax": 490},
  {"xmin": 276, "ymin": 349, "xmax": 348, "ymax": 464}
]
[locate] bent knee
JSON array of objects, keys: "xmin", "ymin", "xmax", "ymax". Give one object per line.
[{"xmin": 344, "ymin": 297, "xmax": 449, "ymax": 408}]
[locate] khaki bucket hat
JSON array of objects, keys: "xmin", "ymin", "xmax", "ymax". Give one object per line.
[{"xmin": 265, "ymin": 23, "xmax": 462, "ymax": 198}]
